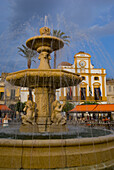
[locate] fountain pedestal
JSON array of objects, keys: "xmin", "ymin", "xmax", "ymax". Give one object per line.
[{"xmin": 35, "ymin": 87, "xmax": 50, "ymax": 124}]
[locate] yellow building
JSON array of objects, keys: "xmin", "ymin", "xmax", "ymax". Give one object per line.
[
  {"xmin": 56, "ymin": 51, "xmax": 107, "ymax": 104},
  {"xmin": 0, "ymin": 73, "xmax": 20, "ymax": 107}
]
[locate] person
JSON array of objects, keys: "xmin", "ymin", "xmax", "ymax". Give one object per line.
[
  {"xmin": 21, "ymin": 99, "xmax": 35, "ymax": 125},
  {"xmin": 2, "ymin": 114, "xmax": 11, "ymax": 127},
  {"xmin": 16, "ymin": 111, "xmax": 20, "ymax": 122},
  {"xmin": 51, "ymin": 100, "xmax": 66, "ymax": 125}
]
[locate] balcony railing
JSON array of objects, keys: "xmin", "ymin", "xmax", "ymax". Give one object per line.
[
  {"xmin": 59, "ymin": 96, "xmax": 102, "ymax": 102},
  {"xmin": 5, "ymin": 96, "xmax": 19, "ymax": 101}
]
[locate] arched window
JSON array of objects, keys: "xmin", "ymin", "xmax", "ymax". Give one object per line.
[
  {"xmin": 94, "ymin": 87, "xmax": 101, "ymax": 100},
  {"xmin": 81, "ymin": 87, "xmax": 86, "ymax": 100}
]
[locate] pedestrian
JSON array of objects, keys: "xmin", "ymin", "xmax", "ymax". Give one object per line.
[{"xmin": 2, "ymin": 114, "xmax": 11, "ymax": 127}]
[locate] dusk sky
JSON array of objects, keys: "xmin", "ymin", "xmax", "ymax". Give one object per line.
[{"xmin": 0, "ymin": 0, "xmax": 114, "ymax": 78}]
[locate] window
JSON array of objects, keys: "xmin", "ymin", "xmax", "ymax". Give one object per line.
[
  {"xmin": 109, "ymin": 86, "xmax": 111, "ymax": 92},
  {"xmin": 10, "ymin": 89, "xmax": 15, "ymax": 100},
  {"xmin": 0, "ymin": 92, "xmax": 4, "ymax": 100},
  {"xmin": 81, "ymin": 87, "xmax": 86, "ymax": 100},
  {"xmin": 67, "ymin": 87, "xmax": 72, "ymax": 100},
  {"xmin": 94, "ymin": 88, "xmax": 101, "ymax": 100},
  {"xmin": 94, "ymin": 77, "xmax": 99, "ymax": 80},
  {"xmin": 82, "ymin": 76, "xmax": 85, "ymax": 80}
]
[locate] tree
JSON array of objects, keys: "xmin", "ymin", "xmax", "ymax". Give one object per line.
[
  {"xmin": 9, "ymin": 104, "xmax": 16, "ymax": 112},
  {"xmin": 81, "ymin": 101, "xmax": 98, "ymax": 105},
  {"xmin": 62, "ymin": 101, "xmax": 74, "ymax": 113},
  {"xmin": 17, "ymin": 44, "xmax": 37, "ymax": 100},
  {"xmin": 15, "ymin": 101, "xmax": 26, "ymax": 112},
  {"xmin": 52, "ymin": 30, "xmax": 70, "ymax": 69},
  {"xmin": 17, "ymin": 44, "xmax": 37, "ymax": 69}
]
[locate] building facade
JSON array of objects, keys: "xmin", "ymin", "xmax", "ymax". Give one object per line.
[
  {"xmin": 0, "ymin": 73, "xmax": 20, "ymax": 107},
  {"xmin": 0, "ymin": 73, "xmax": 35, "ymax": 105},
  {"xmin": 56, "ymin": 51, "xmax": 107, "ymax": 104},
  {"xmin": 20, "ymin": 87, "xmax": 35, "ymax": 103},
  {"xmin": 106, "ymin": 79, "xmax": 114, "ymax": 104}
]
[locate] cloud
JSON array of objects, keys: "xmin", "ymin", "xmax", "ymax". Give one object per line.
[
  {"xmin": 88, "ymin": 21, "xmax": 114, "ymax": 37},
  {"xmin": 5, "ymin": 0, "xmax": 113, "ymax": 43},
  {"xmin": 9, "ymin": 0, "xmax": 65, "ymax": 30},
  {"xmin": 0, "ymin": 0, "xmax": 114, "ymax": 77},
  {"xmin": 9, "ymin": 0, "xmax": 114, "ymax": 30}
]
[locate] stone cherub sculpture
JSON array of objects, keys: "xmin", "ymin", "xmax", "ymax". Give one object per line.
[
  {"xmin": 51, "ymin": 100, "xmax": 66, "ymax": 125},
  {"xmin": 39, "ymin": 26, "xmax": 51, "ymax": 35},
  {"xmin": 21, "ymin": 99, "xmax": 36, "ymax": 125}
]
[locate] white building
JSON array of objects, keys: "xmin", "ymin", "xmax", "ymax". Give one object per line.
[
  {"xmin": 20, "ymin": 87, "xmax": 35, "ymax": 103},
  {"xmin": 56, "ymin": 51, "xmax": 107, "ymax": 104}
]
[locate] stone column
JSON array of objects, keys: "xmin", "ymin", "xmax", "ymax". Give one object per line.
[
  {"xmin": 35, "ymin": 87, "xmax": 51, "ymax": 126},
  {"xmin": 48, "ymin": 88, "xmax": 55, "ymax": 115}
]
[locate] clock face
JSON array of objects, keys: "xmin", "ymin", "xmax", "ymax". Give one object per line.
[{"xmin": 80, "ymin": 60, "xmax": 86, "ymax": 67}]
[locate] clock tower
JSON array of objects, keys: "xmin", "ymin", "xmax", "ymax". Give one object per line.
[{"xmin": 74, "ymin": 51, "xmax": 107, "ymax": 103}]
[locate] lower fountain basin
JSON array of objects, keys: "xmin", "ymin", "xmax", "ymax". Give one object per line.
[
  {"xmin": 6, "ymin": 69, "xmax": 81, "ymax": 88},
  {"xmin": 0, "ymin": 129, "xmax": 113, "ymax": 170}
]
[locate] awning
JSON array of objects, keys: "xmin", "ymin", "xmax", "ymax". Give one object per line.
[
  {"xmin": 70, "ymin": 104, "xmax": 114, "ymax": 113},
  {"xmin": 93, "ymin": 104, "xmax": 114, "ymax": 112},
  {"xmin": 0, "ymin": 105, "xmax": 12, "ymax": 112}
]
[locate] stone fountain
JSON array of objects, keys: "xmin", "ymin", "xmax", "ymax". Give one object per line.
[
  {"xmin": 6, "ymin": 26, "xmax": 81, "ymax": 132},
  {"xmin": 0, "ymin": 26, "xmax": 113, "ymax": 169}
]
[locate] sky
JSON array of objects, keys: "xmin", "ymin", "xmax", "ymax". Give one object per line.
[{"xmin": 0, "ymin": 0, "xmax": 114, "ymax": 78}]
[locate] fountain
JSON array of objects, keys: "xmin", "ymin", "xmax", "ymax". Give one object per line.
[
  {"xmin": 0, "ymin": 26, "xmax": 113, "ymax": 169},
  {"xmin": 6, "ymin": 26, "xmax": 81, "ymax": 133}
]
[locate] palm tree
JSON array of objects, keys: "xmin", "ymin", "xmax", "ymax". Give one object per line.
[
  {"xmin": 52, "ymin": 30, "xmax": 70, "ymax": 69},
  {"xmin": 17, "ymin": 44, "xmax": 37, "ymax": 69},
  {"xmin": 17, "ymin": 44, "xmax": 37, "ymax": 101}
]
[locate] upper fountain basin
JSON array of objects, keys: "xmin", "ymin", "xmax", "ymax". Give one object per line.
[
  {"xmin": 26, "ymin": 35, "xmax": 64, "ymax": 53},
  {"xmin": 6, "ymin": 69, "xmax": 82, "ymax": 89}
]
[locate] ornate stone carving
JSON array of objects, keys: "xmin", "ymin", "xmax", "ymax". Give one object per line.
[
  {"xmin": 21, "ymin": 99, "xmax": 35, "ymax": 125},
  {"xmin": 39, "ymin": 27, "xmax": 51, "ymax": 35},
  {"xmin": 38, "ymin": 52, "xmax": 51, "ymax": 69},
  {"xmin": 6, "ymin": 69, "xmax": 82, "ymax": 89},
  {"xmin": 35, "ymin": 87, "xmax": 50, "ymax": 125},
  {"xmin": 51, "ymin": 100, "xmax": 66, "ymax": 125}
]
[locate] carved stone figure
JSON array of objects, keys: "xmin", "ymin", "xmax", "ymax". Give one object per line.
[
  {"xmin": 39, "ymin": 26, "xmax": 51, "ymax": 35},
  {"xmin": 51, "ymin": 100, "xmax": 66, "ymax": 125},
  {"xmin": 21, "ymin": 99, "xmax": 35, "ymax": 125}
]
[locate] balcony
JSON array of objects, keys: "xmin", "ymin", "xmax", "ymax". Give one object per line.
[
  {"xmin": 59, "ymin": 96, "xmax": 102, "ymax": 102},
  {"xmin": 5, "ymin": 96, "xmax": 19, "ymax": 101}
]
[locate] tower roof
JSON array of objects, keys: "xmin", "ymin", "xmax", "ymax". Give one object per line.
[
  {"xmin": 58, "ymin": 62, "xmax": 72, "ymax": 66},
  {"xmin": 74, "ymin": 51, "xmax": 91, "ymax": 58}
]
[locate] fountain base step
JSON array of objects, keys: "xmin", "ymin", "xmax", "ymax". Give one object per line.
[
  {"xmin": 0, "ymin": 135, "xmax": 113, "ymax": 169},
  {"xmin": 20, "ymin": 124, "xmax": 68, "ymax": 133}
]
